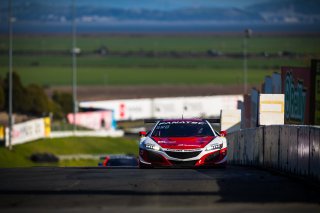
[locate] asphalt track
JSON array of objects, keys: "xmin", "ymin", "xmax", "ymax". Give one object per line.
[{"xmin": 0, "ymin": 166, "xmax": 319, "ymax": 213}]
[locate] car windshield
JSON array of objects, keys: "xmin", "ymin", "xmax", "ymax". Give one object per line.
[{"xmin": 151, "ymin": 121, "xmax": 214, "ymax": 137}]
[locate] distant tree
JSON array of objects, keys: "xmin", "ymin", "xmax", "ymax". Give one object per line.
[
  {"xmin": 52, "ymin": 91, "xmax": 73, "ymax": 115},
  {"xmin": 4, "ymin": 72, "xmax": 28, "ymax": 113},
  {"xmin": 48, "ymin": 99, "xmax": 63, "ymax": 120},
  {"xmin": 25, "ymin": 84, "xmax": 49, "ymax": 115},
  {"xmin": 2, "ymin": 72, "xmax": 67, "ymax": 120}
]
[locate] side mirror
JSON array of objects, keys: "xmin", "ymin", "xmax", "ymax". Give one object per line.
[
  {"xmin": 220, "ymin": 130, "xmax": 227, "ymax": 137},
  {"xmin": 139, "ymin": 131, "xmax": 147, "ymax": 137}
]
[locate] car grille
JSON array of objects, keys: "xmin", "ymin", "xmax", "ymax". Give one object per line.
[
  {"xmin": 165, "ymin": 151, "xmax": 201, "ymax": 159},
  {"xmin": 170, "ymin": 160, "xmax": 197, "ymax": 167}
]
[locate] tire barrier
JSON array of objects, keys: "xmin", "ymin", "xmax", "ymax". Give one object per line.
[
  {"xmin": 227, "ymin": 125, "xmax": 320, "ymax": 182},
  {"xmin": 30, "ymin": 153, "xmax": 59, "ymax": 163}
]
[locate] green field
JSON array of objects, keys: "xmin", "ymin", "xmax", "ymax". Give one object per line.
[
  {"xmin": 1, "ymin": 35, "xmax": 320, "ymax": 53},
  {"xmin": 0, "ymin": 35, "xmax": 318, "ymax": 86},
  {"xmin": 0, "ymin": 137, "xmax": 138, "ymax": 167}
]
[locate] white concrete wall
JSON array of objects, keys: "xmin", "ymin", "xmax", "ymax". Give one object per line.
[{"xmin": 227, "ymin": 125, "xmax": 320, "ymax": 182}]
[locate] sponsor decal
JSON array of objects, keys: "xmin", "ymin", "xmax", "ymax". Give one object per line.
[
  {"xmin": 284, "ymin": 72, "xmax": 306, "ymax": 124},
  {"xmin": 158, "ymin": 121, "xmax": 205, "ymax": 125}
]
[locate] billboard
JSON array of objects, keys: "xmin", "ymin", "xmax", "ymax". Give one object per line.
[
  {"xmin": 80, "ymin": 95, "xmax": 243, "ymax": 121},
  {"xmin": 281, "ymin": 67, "xmax": 311, "ymax": 124},
  {"xmin": 67, "ymin": 111, "xmax": 116, "ymax": 130},
  {"xmin": 80, "ymin": 99, "xmax": 153, "ymax": 121}
]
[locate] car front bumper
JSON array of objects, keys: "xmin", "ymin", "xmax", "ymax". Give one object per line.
[{"xmin": 139, "ymin": 147, "xmax": 227, "ymax": 168}]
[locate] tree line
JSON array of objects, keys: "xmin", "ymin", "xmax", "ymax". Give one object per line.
[{"xmin": 0, "ymin": 72, "xmax": 72, "ymax": 120}]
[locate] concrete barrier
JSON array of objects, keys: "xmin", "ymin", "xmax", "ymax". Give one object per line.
[
  {"xmin": 239, "ymin": 130, "xmax": 245, "ymax": 165},
  {"xmin": 297, "ymin": 126, "xmax": 310, "ymax": 176},
  {"xmin": 279, "ymin": 126, "xmax": 290, "ymax": 172},
  {"xmin": 243, "ymin": 128, "xmax": 255, "ymax": 165},
  {"xmin": 264, "ymin": 126, "xmax": 280, "ymax": 169},
  {"xmin": 253, "ymin": 127, "xmax": 263, "ymax": 166},
  {"xmin": 310, "ymin": 127, "xmax": 320, "ymax": 180},
  {"xmin": 226, "ymin": 132, "xmax": 235, "ymax": 163},
  {"xmin": 287, "ymin": 127, "xmax": 298, "ymax": 174},
  {"xmin": 227, "ymin": 125, "xmax": 320, "ymax": 182}
]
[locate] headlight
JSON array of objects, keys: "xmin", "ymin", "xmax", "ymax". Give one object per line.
[
  {"xmin": 205, "ymin": 143, "xmax": 223, "ymax": 151},
  {"xmin": 145, "ymin": 143, "xmax": 161, "ymax": 151}
]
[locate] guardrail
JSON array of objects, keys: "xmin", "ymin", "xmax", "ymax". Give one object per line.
[{"xmin": 227, "ymin": 125, "xmax": 320, "ymax": 182}]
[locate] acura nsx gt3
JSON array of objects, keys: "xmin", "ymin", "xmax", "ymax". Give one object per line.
[{"xmin": 139, "ymin": 119, "xmax": 227, "ymax": 168}]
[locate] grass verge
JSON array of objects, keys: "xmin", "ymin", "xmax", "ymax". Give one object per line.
[{"xmin": 0, "ymin": 137, "xmax": 138, "ymax": 168}]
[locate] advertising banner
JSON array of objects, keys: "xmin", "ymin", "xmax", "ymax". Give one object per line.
[
  {"xmin": 5, "ymin": 117, "xmax": 51, "ymax": 147},
  {"xmin": 80, "ymin": 95, "xmax": 243, "ymax": 121},
  {"xmin": 153, "ymin": 97, "xmax": 184, "ymax": 119},
  {"xmin": 0, "ymin": 126, "xmax": 4, "ymax": 140},
  {"xmin": 67, "ymin": 111, "xmax": 115, "ymax": 130},
  {"xmin": 80, "ymin": 99, "xmax": 153, "ymax": 121},
  {"xmin": 281, "ymin": 67, "xmax": 311, "ymax": 124}
]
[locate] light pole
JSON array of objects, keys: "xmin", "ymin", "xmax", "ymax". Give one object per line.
[
  {"xmin": 8, "ymin": 0, "xmax": 13, "ymax": 150},
  {"xmin": 72, "ymin": 0, "xmax": 78, "ymax": 133},
  {"xmin": 243, "ymin": 28, "xmax": 252, "ymax": 94}
]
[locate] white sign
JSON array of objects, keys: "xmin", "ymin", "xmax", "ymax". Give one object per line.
[
  {"xmin": 67, "ymin": 111, "xmax": 115, "ymax": 130},
  {"xmin": 80, "ymin": 95, "xmax": 243, "ymax": 121},
  {"xmin": 259, "ymin": 94, "xmax": 285, "ymax": 125},
  {"xmin": 5, "ymin": 118, "xmax": 50, "ymax": 147},
  {"xmin": 80, "ymin": 99, "xmax": 153, "ymax": 121}
]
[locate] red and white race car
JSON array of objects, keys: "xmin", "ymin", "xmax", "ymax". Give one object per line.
[{"xmin": 138, "ymin": 119, "xmax": 227, "ymax": 168}]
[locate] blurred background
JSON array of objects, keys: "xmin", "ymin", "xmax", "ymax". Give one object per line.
[{"xmin": 0, "ymin": 0, "xmax": 319, "ymax": 167}]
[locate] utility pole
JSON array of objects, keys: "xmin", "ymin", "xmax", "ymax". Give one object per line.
[
  {"xmin": 8, "ymin": 0, "xmax": 13, "ymax": 150},
  {"xmin": 243, "ymin": 29, "xmax": 252, "ymax": 94},
  {"xmin": 72, "ymin": 0, "xmax": 78, "ymax": 133}
]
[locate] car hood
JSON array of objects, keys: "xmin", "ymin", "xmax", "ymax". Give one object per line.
[{"xmin": 151, "ymin": 136, "xmax": 215, "ymax": 149}]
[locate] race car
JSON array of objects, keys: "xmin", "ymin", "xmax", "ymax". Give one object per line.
[
  {"xmin": 98, "ymin": 154, "xmax": 138, "ymax": 167},
  {"xmin": 138, "ymin": 119, "xmax": 227, "ymax": 168}
]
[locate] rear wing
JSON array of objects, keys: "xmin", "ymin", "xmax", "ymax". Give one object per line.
[
  {"xmin": 144, "ymin": 119, "xmax": 162, "ymax": 124},
  {"xmin": 205, "ymin": 118, "xmax": 221, "ymax": 124}
]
